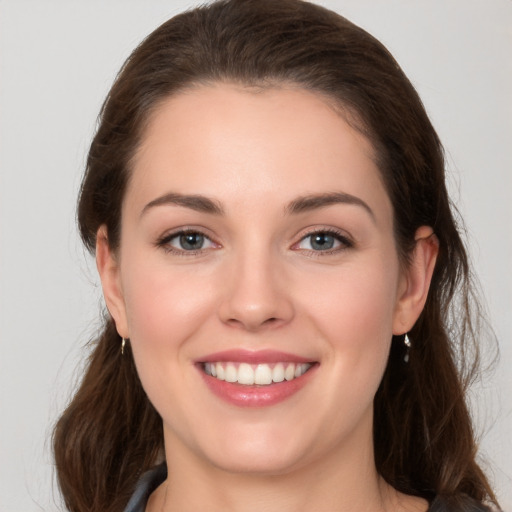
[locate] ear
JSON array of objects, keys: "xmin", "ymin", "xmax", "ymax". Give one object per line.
[
  {"xmin": 96, "ymin": 225, "xmax": 130, "ymax": 339},
  {"xmin": 393, "ymin": 226, "xmax": 439, "ymax": 335}
]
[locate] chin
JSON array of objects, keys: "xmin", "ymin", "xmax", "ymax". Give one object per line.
[
  {"xmin": 207, "ymin": 446, "xmax": 308, "ymax": 476},
  {"xmin": 192, "ymin": 421, "xmax": 323, "ymax": 476}
]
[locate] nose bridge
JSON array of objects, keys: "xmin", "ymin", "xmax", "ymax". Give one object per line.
[{"xmin": 219, "ymin": 238, "xmax": 294, "ymax": 331}]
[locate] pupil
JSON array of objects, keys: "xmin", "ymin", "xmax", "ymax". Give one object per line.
[
  {"xmin": 311, "ymin": 233, "xmax": 334, "ymax": 250},
  {"xmin": 180, "ymin": 233, "xmax": 204, "ymax": 250}
]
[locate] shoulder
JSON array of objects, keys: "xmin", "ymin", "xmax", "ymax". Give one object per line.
[{"xmin": 123, "ymin": 464, "xmax": 167, "ymax": 512}]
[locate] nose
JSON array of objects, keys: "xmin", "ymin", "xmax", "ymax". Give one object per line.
[{"xmin": 218, "ymin": 249, "xmax": 295, "ymax": 332}]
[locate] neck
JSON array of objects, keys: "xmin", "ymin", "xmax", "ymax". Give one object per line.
[{"xmin": 148, "ymin": 420, "xmax": 426, "ymax": 512}]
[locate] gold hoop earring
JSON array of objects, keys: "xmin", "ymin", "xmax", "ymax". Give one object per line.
[{"xmin": 121, "ymin": 338, "xmax": 127, "ymax": 355}]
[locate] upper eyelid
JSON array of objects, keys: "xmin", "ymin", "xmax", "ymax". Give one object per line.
[
  {"xmin": 157, "ymin": 226, "xmax": 217, "ymax": 243},
  {"xmin": 155, "ymin": 225, "xmax": 354, "ymax": 249},
  {"xmin": 156, "ymin": 229, "xmax": 219, "ymax": 256},
  {"xmin": 289, "ymin": 229, "xmax": 354, "ymax": 256},
  {"xmin": 294, "ymin": 226, "xmax": 353, "ymax": 242}
]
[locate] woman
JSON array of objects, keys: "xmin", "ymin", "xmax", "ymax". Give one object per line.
[{"xmin": 53, "ymin": 0, "xmax": 500, "ymax": 511}]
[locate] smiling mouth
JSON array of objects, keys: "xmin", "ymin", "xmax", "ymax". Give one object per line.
[{"xmin": 202, "ymin": 361, "xmax": 313, "ymax": 386}]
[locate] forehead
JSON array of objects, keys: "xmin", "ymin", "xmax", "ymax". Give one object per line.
[{"xmin": 127, "ymin": 83, "xmax": 390, "ymax": 219}]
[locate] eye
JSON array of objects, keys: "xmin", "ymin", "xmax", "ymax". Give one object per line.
[
  {"xmin": 295, "ymin": 230, "xmax": 352, "ymax": 252},
  {"xmin": 174, "ymin": 232, "xmax": 208, "ymax": 251},
  {"xmin": 157, "ymin": 229, "xmax": 217, "ymax": 254}
]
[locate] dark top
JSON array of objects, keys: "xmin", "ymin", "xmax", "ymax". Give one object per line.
[
  {"xmin": 123, "ymin": 464, "xmax": 494, "ymax": 512},
  {"xmin": 123, "ymin": 464, "xmax": 167, "ymax": 512}
]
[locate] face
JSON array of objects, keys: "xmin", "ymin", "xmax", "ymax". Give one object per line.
[{"xmin": 98, "ymin": 84, "xmax": 433, "ymax": 476}]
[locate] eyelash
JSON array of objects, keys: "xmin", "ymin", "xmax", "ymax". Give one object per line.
[
  {"xmin": 294, "ymin": 228, "xmax": 354, "ymax": 256},
  {"xmin": 155, "ymin": 229, "xmax": 218, "ymax": 256},
  {"xmin": 155, "ymin": 228, "xmax": 354, "ymax": 256}
]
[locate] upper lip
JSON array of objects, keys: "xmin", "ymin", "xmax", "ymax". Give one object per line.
[{"xmin": 197, "ymin": 349, "xmax": 314, "ymax": 364}]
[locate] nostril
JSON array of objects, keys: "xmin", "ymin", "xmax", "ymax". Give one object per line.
[
  {"xmin": 218, "ymin": 286, "xmax": 295, "ymax": 330},
  {"xmin": 225, "ymin": 316, "xmax": 281, "ymax": 331}
]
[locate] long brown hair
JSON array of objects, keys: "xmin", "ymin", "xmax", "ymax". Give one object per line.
[{"xmin": 53, "ymin": 1, "xmax": 498, "ymax": 510}]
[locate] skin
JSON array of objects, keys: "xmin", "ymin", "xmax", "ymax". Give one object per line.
[{"xmin": 97, "ymin": 84, "xmax": 438, "ymax": 512}]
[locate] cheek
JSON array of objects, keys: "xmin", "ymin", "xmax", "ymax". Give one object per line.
[
  {"xmin": 120, "ymin": 256, "xmax": 220, "ymax": 357},
  {"xmin": 119, "ymin": 257, "xmax": 221, "ymax": 427},
  {"xmin": 306, "ymin": 255, "xmax": 398, "ymax": 335},
  {"xmin": 302, "ymin": 253, "xmax": 399, "ymax": 381}
]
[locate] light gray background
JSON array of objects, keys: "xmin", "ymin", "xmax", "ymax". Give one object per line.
[{"xmin": 0, "ymin": 1, "xmax": 510, "ymax": 510}]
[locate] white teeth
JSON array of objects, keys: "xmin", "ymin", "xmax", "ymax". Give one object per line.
[
  {"xmin": 216, "ymin": 363, "xmax": 225, "ymax": 381},
  {"xmin": 254, "ymin": 364, "xmax": 273, "ymax": 385},
  {"xmin": 284, "ymin": 363, "xmax": 295, "ymax": 381},
  {"xmin": 295, "ymin": 363, "xmax": 309, "ymax": 378},
  {"xmin": 225, "ymin": 363, "xmax": 237, "ymax": 383},
  {"xmin": 238, "ymin": 363, "xmax": 255, "ymax": 385},
  {"xmin": 204, "ymin": 362, "xmax": 312, "ymax": 386},
  {"xmin": 272, "ymin": 363, "xmax": 285, "ymax": 383}
]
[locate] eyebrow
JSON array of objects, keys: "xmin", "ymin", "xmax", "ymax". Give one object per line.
[
  {"xmin": 141, "ymin": 190, "xmax": 374, "ymax": 221},
  {"xmin": 285, "ymin": 192, "xmax": 375, "ymax": 221},
  {"xmin": 141, "ymin": 192, "xmax": 224, "ymax": 217}
]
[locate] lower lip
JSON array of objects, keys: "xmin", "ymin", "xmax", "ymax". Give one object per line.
[{"xmin": 198, "ymin": 365, "xmax": 317, "ymax": 407}]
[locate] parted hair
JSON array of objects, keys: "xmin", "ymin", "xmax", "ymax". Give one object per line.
[{"xmin": 53, "ymin": 1, "xmax": 498, "ymax": 511}]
